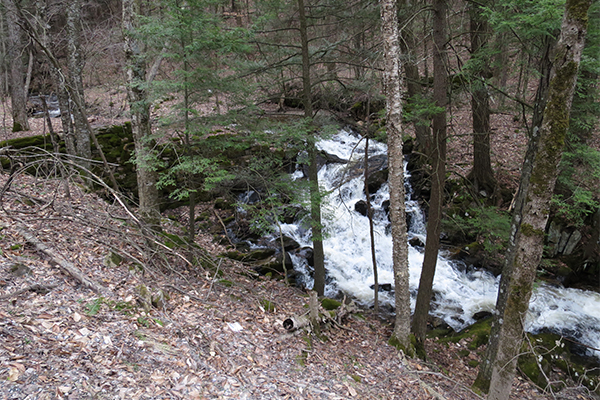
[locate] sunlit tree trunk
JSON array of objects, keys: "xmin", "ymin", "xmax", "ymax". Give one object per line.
[
  {"xmin": 485, "ymin": 2, "xmax": 591, "ymax": 399},
  {"xmin": 412, "ymin": 0, "xmax": 448, "ymax": 347},
  {"xmin": 381, "ymin": 0, "xmax": 411, "ymax": 351}
]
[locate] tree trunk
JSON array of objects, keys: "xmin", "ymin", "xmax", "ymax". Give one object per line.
[
  {"xmin": 66, "ymin": 0, "xmax": 92, "ymax": 167},
  {"xmin": 474, "ymin": 34, "xmax": 556, "ymax": 393},
  {"xmin": 33, "ymin": 0, "xmax": 76, "ymax": 155},
  {"xmin": 399, "ymin": 0, "xmax": 430, "ymax": 155},
  {"xmin": 3, "ymin": 0, "xmax": 29, "ymax": 132},
  {"xmin": 412, "ymin": 0, "xmax": 448, "ymax": 346},
  {"xmin": 365, "ymin": 135, "xmax": 379, "ymax": 312},
  {"xmin": 298, "ymin": 0, "xmax": 325, "ymax": 296},
  {"xmin": 486, "ymin": 2, "xmax": 591, "ymax": 399},
  {"xmin": 381, "ymin": 0, "xmax": 411, "ymax": 351},
  {"xmin": 468, "ymin": 2, "xmax": 496, "ymax": 196},
  {"xmin": 123, "ymin": 0, "xmax": 162, "ymax": 229}
]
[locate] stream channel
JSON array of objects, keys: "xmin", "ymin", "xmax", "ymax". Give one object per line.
[{"xmin": 277, "ymin": 129, "xmax": 600, "ymax": 359}]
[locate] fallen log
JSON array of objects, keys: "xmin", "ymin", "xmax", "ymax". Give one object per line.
[
  {"xmin": 283, "ymin": 313, "xmax": 310, "ymax": 332},
  {"xmin": 15, "ymin": 224, "xmax": 110, "ymax": 295}
]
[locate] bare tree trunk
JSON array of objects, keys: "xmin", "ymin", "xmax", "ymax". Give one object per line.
[
  {"xmin": 381, "ymin": 0, "xmax": 411, "ymax": 352},
  {"xmin": 33, "ymin": 0, "xmax": 75, "ymax": 154},
  {"xmin": 468, "ymin": 2, "xmax": 496, "ymax": 195},
  {"xmin": 485, "ymin": 2, "xmax": 591, "ymax": 399},
  {"xmin": 364, "ymin": 135, "xmax": 379, "ymax": 312},
  {"xmin": 3, "ymin": 0, "xmax": 29, "ymax": 132},
  {"xmin": 474, "ymin": 34, "xmax": 556, "ymax": 393},
  {"xmin": 412, "ymin": 0, "xmax": 448, "ymax": 347},
  {"xmin": 123, "ymin": 0, "xmax": 162, "ymax": 229},
  {"xmin": 298, "ymin": 0, "xmax": 325, "ymax": 296},
  {"xmin": 0, "ymin": 13, "xmax": 7, "ymax": 97},
  {"xmin": 399, "ymin": 0, "xmax": 430, "ymax": 154},
  {"xmin": 66, "ymin": 0, "xmax": 91, "ymax": 167}
]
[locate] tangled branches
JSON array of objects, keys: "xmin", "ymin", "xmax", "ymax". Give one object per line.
[{"xmin": 0, "ymin": 146, "xmax": 217, "ymax": 286}]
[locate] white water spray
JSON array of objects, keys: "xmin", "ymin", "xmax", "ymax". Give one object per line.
[{"xmin": 282, "ymin": 130, "xmax": 600, "ymax": 358}]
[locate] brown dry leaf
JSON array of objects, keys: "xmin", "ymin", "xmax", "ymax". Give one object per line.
[{"xmin": 7, "ymin": 366, "xmax": 21, "ymax": 382}]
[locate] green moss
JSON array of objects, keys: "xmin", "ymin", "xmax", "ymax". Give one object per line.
[
  {"xmin": 320, "ymin": 298, "xmax": 341, "ymax": 310},
  {"xmin": 350, "ymin": 374, "xmax": 362, "ymax": 383},
  {"xmin": 520, "ymin": 223, "xmax": 544, "ymax": 238},
  {"xmin": 12, "ymin": 122, "xmax": 24, "ymax": 132},
  {"xmin": 161, "ymin": 232, "xmax": 187, "ymax": 248},
  {"xmin": 218, "ymin": 279, "xmax": 233, "ymax": 287},
  {"xmin": 259, "ymin": 299, "xmax": 276, "ymax": 312},
  {"xmin": 566, "ymin": 0, "xmax": 591, "ymax": 22},
  {"xmin": 438, "ymin": 317, "xmax": 492, "ymax": 350},
  {"xmin": 388, "ymin": 334, "xmax": 416, "ymax": 358},
  {"xmin": 458, "ymin": 349, "xmax": 470, "ymax": 358},
  {"xmin": 295, "ymin": 353, "xmax": 306, "ymax": 367},
  {"xmin": 468, "ymin": 360, "xmax": 480, "ymax": 368}
]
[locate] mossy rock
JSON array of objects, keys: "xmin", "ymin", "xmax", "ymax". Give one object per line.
[
  {"xmin": 457, "ymin": 349, "xmax": 470, "ymax": 358},
  {"xmin": 104, "ymin": 251, "xmax": 123, "ymax": 268},
  {"xmin": 214, "ymin": 197, "xmax": 233, "ymax": 210},
  {"xmin": 222, "ymin": 248, "xmax": 277, "ymax": 263},
  {"xmin": 0, "ymin": 133, "xmax": 56, "ymax": 150},
  {"xmin": 245, "ymin": 248, "xmax": 277, "ymax": 261},
  {"xmin": 436, "ymin": 316, "xmax": 492, "ymax": 350},
  {"xmin": 517, "ymin": 332, "xmax": 576, "ymax": 392},
  {"xmin": 320, "ymin": 298, "xmax": 342, "ymax": 311}
]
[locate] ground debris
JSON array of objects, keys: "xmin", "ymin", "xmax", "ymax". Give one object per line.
[{"xmin": 0, "ymin": 99, "xmax": 590, "ymax": 400}]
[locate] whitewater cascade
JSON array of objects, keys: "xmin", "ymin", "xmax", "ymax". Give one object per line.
[{"xmin": 280, "ymin": 129, "xmax": 600, "ymax": 358}]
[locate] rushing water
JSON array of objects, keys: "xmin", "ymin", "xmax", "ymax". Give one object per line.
[{"xmin": 280, "ymin": 129, "xmax": 600, "ymax": 359}]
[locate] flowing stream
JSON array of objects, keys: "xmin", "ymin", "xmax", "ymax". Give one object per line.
[{"xmin": 281, "ymin": 129, "xmax": 600, "ymax": 359}]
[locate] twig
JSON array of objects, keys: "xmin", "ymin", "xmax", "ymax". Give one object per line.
[
  {"xmin": 0, "ymin": 283, "xmax": 59, "ymax": 300},
  {"xmin": 162, "ymin": 283, "xmax": 219, "ymax": 307},
  {"xmin": 15, "ymin": 223, "xmax": 110, "ymax": 295},
  {"xmin": 212, "ymin": 209, "xmax": 235, "ymax": 247},
  {"xmin": 205, "ymin": 258, "xmax": 223, "ymax": 300}
]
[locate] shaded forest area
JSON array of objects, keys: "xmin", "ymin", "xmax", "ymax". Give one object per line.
[{"xmin": 1, "ymin": 0, "xmax": 600, "ymax": 399}]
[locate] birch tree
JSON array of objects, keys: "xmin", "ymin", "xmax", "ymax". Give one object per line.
[{"xmin": 381, "ymin": 0, "xmax": 412, "ymax": 352}]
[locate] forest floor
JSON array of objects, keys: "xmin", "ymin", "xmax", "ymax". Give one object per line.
[{"xmin": 0, "ymin": 90, "xmax": 598, "ymax": 400}]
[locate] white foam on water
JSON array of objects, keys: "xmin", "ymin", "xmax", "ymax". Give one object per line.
[{"xmin": 284, "ymin": 130, "xmax": 600, "ymax": 358}]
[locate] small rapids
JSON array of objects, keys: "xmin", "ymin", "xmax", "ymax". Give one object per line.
[{"xmin": 280, "ymin": 129, "xmax": 600, "ymax": 359}]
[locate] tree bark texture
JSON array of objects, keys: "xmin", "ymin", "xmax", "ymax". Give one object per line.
[
  {"xmin": 398, "ymin": 0, "xmax": 430, "ymax": 155},
  {"xmin": 468, "ymin": 2, "xmax": 496, "ymax": 195},
  {"xmin": 380, "ymin": 0, "xmax": 411, "ymax": 350},
  {"xmin": 66, "ymin": 0, "xmax": 92, "ymax": 165},
  {"xmin": 298, "ymin": 0, "xmax": 325, "ymax": 296},
  {"xmin": 412, "ymin": 0, "xmax": 448, "ymax": 344},
  {"xmin": 474, "ymin": 33, "xmax": 558, "ymax": 393},
  {"xmin": 486, "ymin": 2, "xmax": 591, "ymax": 399},
  {"xmin": 3, "ymin": 0, "xmax": 30, "ymax": 132},
  {"xmin": 123, "ymin": 0, "xmax": 162, "ymax": 229}
]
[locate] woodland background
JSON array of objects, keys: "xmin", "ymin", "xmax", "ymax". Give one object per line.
[{"xmin": 0, "ymin": 0, "xmax": 599, "ymax": 399}]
